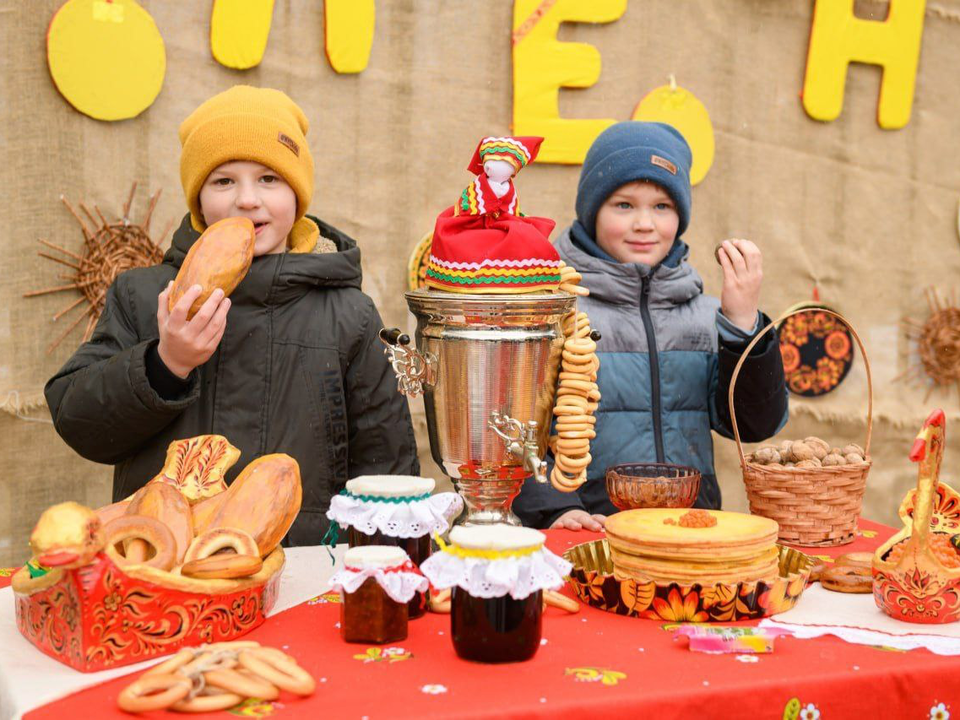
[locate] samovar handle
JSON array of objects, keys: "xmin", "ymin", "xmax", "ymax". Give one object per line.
[{"xmin": 379, "ymin": 327, "xmax": 434, "ymax": 397}]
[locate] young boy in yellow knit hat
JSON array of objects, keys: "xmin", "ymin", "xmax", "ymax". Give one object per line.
[{"xmin": 46, "ymin": 86, "xmax": 419, "ymax": 545}]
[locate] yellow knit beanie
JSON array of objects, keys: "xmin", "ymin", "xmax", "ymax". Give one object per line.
[{"xmin": 179, "ymin": 85, "xmax": 315, "ymax": 237}]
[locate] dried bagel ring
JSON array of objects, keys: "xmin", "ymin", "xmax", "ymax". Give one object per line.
[
  {"xmin": 185, "ymin": 528, "xmax": 259, "ymax": 564},
  {"xmin": 556, "ymin": 453, "xmax": 592, "ymax": 473},
  {"xmin": 562, "ymin": 325, "xmax": 591, "ymax": 339},
  {"xmin": 820, "ymin": 565, "xmax": 872, "ymax": 594},
  {"xmin": 559, "ymin": 379, "xmax": 596, "ymax": 393},
  {"xmin": 558, "ymin": 428, "xmax": 596, "ymax": 439},
  {"xmin": 181, "ymin": 553, "xmax": 264, "ymax": 580},
  {"xmin": 171, "ymin": 690, "xmax": 245, "ymax": 713},
  {"xmin": 556, "ymin": 390, "xmax": 592, "ymax": 402},
  {"xmin": 835, "ymin": 552, "xmax": 873, "ymax": 571},
  {"xmin": 557, "ymin": 385, "xmax": 592, "ymax": 396},
  {"xmin": 204, "ymin": 668, "xmax": 279, "ymax": 701},
  {"xmin": 550, "ymin": 466, "xmax": 587, "ymax": 491},
  {"xmin": 117, "ymin": 673, "xmax": 191, "ymax": 713},
  {"xmin": 564, "ymin": 338, "xmax": 597, "ymax": 354},
  {"xmin": 103, "ymin": 515, "xmax": 177, "ymax": 572},
  {"xmin": 554, "ymin": 404, "xmax": 589, "ymax": 417},
  {"xmin": 561, "ymin": 324, "xmax": 592, "ymax": 339},
  {"xmin": 555, "ymin": 420, "xmax": 595, "ymax": 432},
  {"xmin": 558, "ymin": 438, "xmax": 592, "ymax": 451},
  {"xmin": 238, "ymin": 650, "xmax": 316, "ymax": 696},
  {"xmin": 143, "ymin": 648, "xmax": 196, "ymax": 678},
  {"xmin": 559, "ymin": 371, "xmax": 593, "ymax": 382},
  {"xmin": 556, "ymin": 414, "xmax": 595, "ymax": 425}
]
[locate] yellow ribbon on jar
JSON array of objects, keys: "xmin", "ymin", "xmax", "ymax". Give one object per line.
[{"xmin": 434, "ymin": 534, "xmax": 542, "ymax": 560}]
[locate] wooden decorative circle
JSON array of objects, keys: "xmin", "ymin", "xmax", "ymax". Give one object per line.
[
  {"xmin": 777, "ymin": 303, "xmax": 854, "ymax": 397},
  {"xmin": 407, "ymin": 231, "xmax": 433, "ymax": 292}
]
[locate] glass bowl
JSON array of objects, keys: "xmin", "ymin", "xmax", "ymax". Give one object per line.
[{"xmin": 605, "ymin": 463, "xmax": 701, "ymax": 510}]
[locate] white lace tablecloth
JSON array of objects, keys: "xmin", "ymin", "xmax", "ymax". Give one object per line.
[
  {"xmin": 760, "ymin": 583, "xmax": 960, "ymax": 655},
  {"xmin": 0, "ymin": 545, "xmax": 343, "ymax": 720}
]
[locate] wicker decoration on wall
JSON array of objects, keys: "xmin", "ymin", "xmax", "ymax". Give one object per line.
[
  {"xmin": 900, "ymin": 287, "xmax": 960, "ymax": 403},
  {"xmin": 24, "ymin": 184, "xmax": 171, "ymax": 353}
]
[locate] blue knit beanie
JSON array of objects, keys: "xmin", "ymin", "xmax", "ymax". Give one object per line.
[{"xmin": 575, "ymin": 121, "xmax": 692, "ymax": 240}]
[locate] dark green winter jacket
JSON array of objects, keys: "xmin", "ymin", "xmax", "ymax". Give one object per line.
[{"xmin": 45, "ymin": 214, "xmax": 419, "ymax": 545}]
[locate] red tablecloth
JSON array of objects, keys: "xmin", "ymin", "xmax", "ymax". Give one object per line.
[{"xmin": 9, "ymin": 520, "xmax": 960, "ymax": 719}]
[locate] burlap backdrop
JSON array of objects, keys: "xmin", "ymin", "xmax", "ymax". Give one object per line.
[{"xmin": 1, "ymin": 0, "xmax": 958, "ymax": 565}]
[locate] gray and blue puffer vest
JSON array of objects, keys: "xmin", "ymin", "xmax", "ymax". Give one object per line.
[{"xmin": 513, "ymin": 227, "xmax": 789, "ymax": 528}]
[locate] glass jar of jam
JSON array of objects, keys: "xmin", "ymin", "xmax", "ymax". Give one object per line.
[
  {"xmin": 451, "ymin": 588, "xmax": 542, "ymax": 663},
  {"xmin": 348, "ymin": 528, "xmax": 430, "ymax": 619},
  {"xmin": 339, "ymin": 546, "xmax": 410, "ymax": 644},
  {"xmin": 340, "ymin": 475, "xmax": 451, "ymax": 620},
  {"xmin": 425, "ymin": 525, "xmax": 558, "ymax": 664}
]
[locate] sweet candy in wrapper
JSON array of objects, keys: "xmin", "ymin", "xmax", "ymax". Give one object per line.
[{"xmin": 673, "ymin": 625, "xmax": 789, "ymax": 654}]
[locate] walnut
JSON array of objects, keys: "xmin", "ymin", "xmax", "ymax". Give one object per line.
[
  {"xmin": 804, "ymin": 437, "xmax": 830, "ymax": 460},
  {"xmin": 796, "ymin": 458, "xmax": 822, "ymax": 469},
  {"xmin": 822, "ymin": 453, "xmax": 845, "ymax": 467},
  {"xmin": 788, "ymin": 442, "xmax": 815, "ymax": 463},
  {"xmin": 779, "ymin": 440, "xmax": 794, "ymax": 456},
  {"xmin": 842, "ymin": 444, "xmax": 865, "ymax": 458},
  {"xmin": 844, "ymin": 453, "xmax": 865, "ymax": 464},
  {"xmin": 753, "ymin": 447, "xmax": 781, "ymax": 465}
]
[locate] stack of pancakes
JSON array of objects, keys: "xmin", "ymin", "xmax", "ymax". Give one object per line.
[{"xmin": 605, "ymin": 509, "xmax": 781, "ymax": 585}]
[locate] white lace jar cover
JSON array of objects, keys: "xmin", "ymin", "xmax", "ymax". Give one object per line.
[
  {"xmin": 420, "ymin": 525, "xmax": 572, "ymax": 600},
  {"xmin": 329, "ymin": 546, "xmax": 429, "ymax": 604},
  {"xmin": 326, "ymin": 475, "xmax": 463, "ymax": 539}
]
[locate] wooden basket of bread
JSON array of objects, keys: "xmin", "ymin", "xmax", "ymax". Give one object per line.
[{"xmin": 11, "ymin": 435, "xmax": 301, "ymax": 672}]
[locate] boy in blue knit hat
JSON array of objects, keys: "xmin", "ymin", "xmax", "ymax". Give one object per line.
[{"xmin": 514, "ymin": 121, "xmax": 788, "ymax": 531}]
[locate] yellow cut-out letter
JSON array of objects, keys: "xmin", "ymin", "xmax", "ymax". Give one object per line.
[
  {"xmin": 211, "ymin": 0, "xmax": 275, "ymax": 70},
  {"xmin": 512, "ymin": 0, "xmax": 627, "ymax": 164},
  {"xmin": 324, "ymin": 0, "xmax": 375, "ymax": 74},
  {"xmin": 47, "ymin": 0, "xmax": 166, "ymax": 121},
  {"xmin": 803, "ymin": 0, "xmax": 926, "ymax": 129}
]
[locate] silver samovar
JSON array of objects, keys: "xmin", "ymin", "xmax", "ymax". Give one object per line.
[{"xmin": 381, "ymin": 290, "xmax": 576, "ymax": 526}]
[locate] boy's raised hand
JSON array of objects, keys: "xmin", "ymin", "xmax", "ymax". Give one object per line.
[
  {"xmin": 157, "ymin": 282, "xmax": 231, "ymax": 378},
  {"xmin": 717, "ymin": 238, "xmax": 763, "ymax": 333},
  {"xmin": 550, "ymin": 509, "xmax": 607, "ymax": 532}
]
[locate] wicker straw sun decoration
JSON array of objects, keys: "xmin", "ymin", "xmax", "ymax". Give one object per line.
[
  {"xmin": 729, "ymin": 307, "xmax": 873, "ymax": 547},
  {"xmin": 24, "ymin": 183, "xmax": 168, "ymax": 353}
]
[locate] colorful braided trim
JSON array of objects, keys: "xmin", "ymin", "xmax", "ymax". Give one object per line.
[
  {"xmin": 427, "ymin": 263, "xmax": 559, "ymax": 279},
  {"xmin": 425, "ymin": 268, "xmax": 561, "ymax": 286}
]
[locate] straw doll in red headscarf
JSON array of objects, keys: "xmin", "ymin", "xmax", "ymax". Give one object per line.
[{"xmin": 426, "ymin": 136, "xmax": 562, "ymax": 294}]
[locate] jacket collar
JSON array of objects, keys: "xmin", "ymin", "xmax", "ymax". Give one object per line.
[{"xmin": 556, "ymin": 224, "xmax": 703, "ymax": 309}]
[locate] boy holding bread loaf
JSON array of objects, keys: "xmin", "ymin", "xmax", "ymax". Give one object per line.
[
  {"xmin": 514, "ymin": 121, "xmax": 788, "ymax": 531},
  {"xmin": 45, "ymin": 86, "xmax": 419, "ymax": 545}
]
